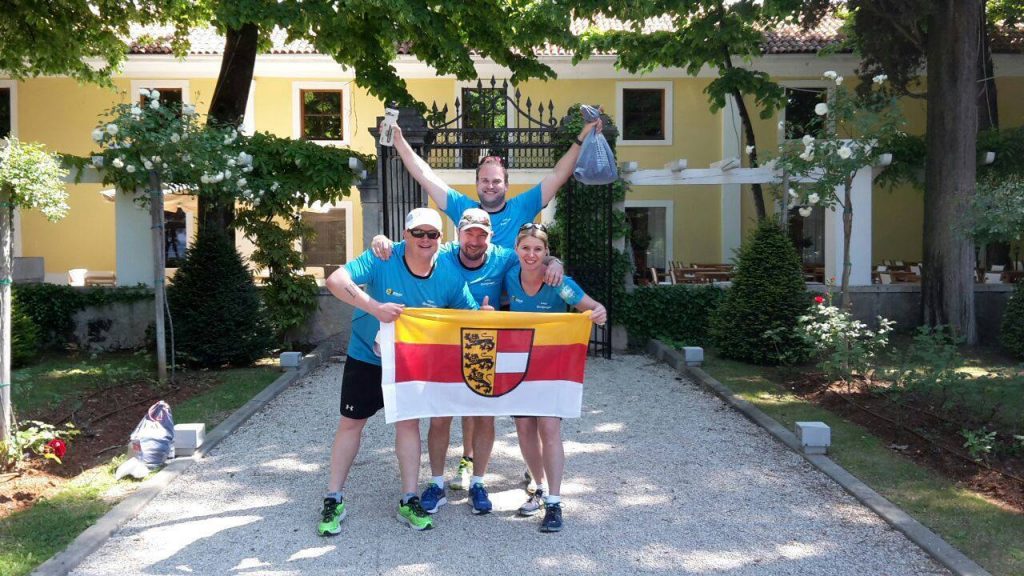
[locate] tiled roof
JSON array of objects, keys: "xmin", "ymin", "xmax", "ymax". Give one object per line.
[{"xmin": 129, "ymin": 17, "xmax": 1021, "ymax": 57}]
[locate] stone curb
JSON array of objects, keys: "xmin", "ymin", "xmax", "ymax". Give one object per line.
[
  {"xmin": 31, "ymin": 339, "xmax": 338, "ymax": 576},
  {"xmin": 645, "ymin": 339, "xmax": 992, "ymax": 576}
]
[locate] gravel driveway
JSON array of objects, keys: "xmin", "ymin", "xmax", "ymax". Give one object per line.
[{"xmin": 70, "ymin": 354, "xmax": 948, "ymax": 576}]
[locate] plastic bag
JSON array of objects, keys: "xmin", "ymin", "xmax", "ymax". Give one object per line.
[
  {"xmin": 573, "ymin": 104, "xmax": 618, "ymax": 185},
  {"xmin": 130, "ymin": 400, "xmax": 175, "ymax": 469}
]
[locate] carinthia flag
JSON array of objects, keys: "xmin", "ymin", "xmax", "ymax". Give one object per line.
[{"xmin": 379, "ymin": 308, "xmax": 593, "ymax": 423}]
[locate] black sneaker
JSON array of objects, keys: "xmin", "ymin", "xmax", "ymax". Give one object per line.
[{"xmin": 539, "ymin": 502, "xmax": 563, "ymax": 533}]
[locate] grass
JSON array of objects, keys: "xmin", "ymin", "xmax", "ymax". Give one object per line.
[
  {"xmin": 2, "ymin": 354, "xmax": 281, "ymax": 576},
  {"xmin": 703, "ymin": 352, "xmax": 1024, "ymax": 576}
]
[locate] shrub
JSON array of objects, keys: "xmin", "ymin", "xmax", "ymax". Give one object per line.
[
  {"xmin": 620, "ymin": 284, "xmax": 725, "ymax": 347},
  {"xmin": 167, "ymin": 227, "xmax": 273, "ymax": 368},
  {"xmin": 11, "ymin": 293, "xmax": 40, "ymax": 367},
  {"xmin": 1001, "ymin": 280, "xmax": 1024, "ymax": 360},
  {"xmin": 710, "ymin": 218, "xmax": 810, "ymax": 365},
  {"xmin": 798, "ymin": 291, "xmax": 894, "ymax": 383}
]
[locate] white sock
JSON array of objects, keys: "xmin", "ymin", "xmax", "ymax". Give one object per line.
[
  {"xmin": 470, "ymin": 475, "xmax": 485, "ymax": 487},
  {"xmin": 431, "ymin": 476, "xmax": 445, "ymax": 489},
  {"xmin": 536, "ymin": 483, "xmax": 547, "ymax": 494},
  {"xmin": 544, "ymin": 494, "xmax": 561, "ymax": 505}
]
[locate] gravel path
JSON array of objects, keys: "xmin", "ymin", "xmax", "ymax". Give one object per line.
[{"xmin": 71, "ymin": 354, "xmax": 948, "ymax": 576}]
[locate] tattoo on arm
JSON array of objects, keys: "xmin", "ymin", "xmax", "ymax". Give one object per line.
[{"xmin": 344, "ymin": 283, "xmax": 359, "ymax": 298}]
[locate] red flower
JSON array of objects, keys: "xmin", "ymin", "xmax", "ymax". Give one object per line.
[
  {"xmin": 46, "ymin": 438, "xmax": 67, "ymax": 459},
  {"xmin": 814, "ymin": 296, "xmax": 825, "ymax": 304}
]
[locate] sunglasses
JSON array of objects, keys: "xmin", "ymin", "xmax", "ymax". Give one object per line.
[
  {"xmin": 479, "ymin": 155, "xmax": 506, "ymax": 167},
  {"xmin": 408, "ymin": 228, "xmax": 441, "ymax": 240},
  {"xmin": 519, "ymin": 222, "xmax": 547, "ymax": 232}
]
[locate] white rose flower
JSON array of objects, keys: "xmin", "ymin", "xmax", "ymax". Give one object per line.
[
  {"xmin": 838, "ymin": 146, "xmax": 852, "ymax": 159},
  {"xmin": 835, "ymin": 76, "xmax": 844, "ymax": 85},
  {"xmin": 814, "ymin": 103, "xmax": 828, "ymax": 116},
  {"xmin": 112, "ymin": 157, "xmax": 125, "ymax": 168},
  {"xmin": 227, "ymin": 158, "xmax": 236, "ymax": 167},
  {"xmin": 143, "ymin": 159, "xmax": 153, "ymax": 170},
  {"xmin": 126, "ymin": 164, "xmax": 136, "ymax": 173},
  {"xmin": 270, "ymin": 182, "xmax": 279, "ymax": 191},
  {"xmin": 823, "ymin": 70, "xmax": 837, "ymax": 80},
  {"xmin": 224, "ymin": 169, "xmax": 232, "ymax": 178},
  {"xmin": 799, "ymin": 149, "xmax": 814, "ymax": 161},
  {"xmin": 872, "ymin": 74, "xmax": 888, "ymax": 85},
  {"xmin": 170, "ymin": 133, "xmax": 180, "ymax": 143},
  {"xmin": 183, "ymin": 104, "xmax": 196, "ymax": 116},
  {"xmin": 152, "ymin": 156, "xmax": 161, "ymax": 163},
  {"xmin": 799, "ymin": 206, "xmax": 813, "ymax": 218},
  {"xmin": 106, "ymin": 124, "xmax": 119, "ymax": 135},
  {"xmin": 808, "ymin": 193, "xmax": 820, "ymax": 205},
  {"xmin": 201, "ymin": 174, "xmax": 210, "ymax": 184},
  {"xmin": 150, "ymin": 100, "xmax": 160, "ymax": 110},
  {"xmin": 802, "ymin": 134, "xmax": 814, "ymax": 146},
  {"xmin": 130, "ymin": 105, "xmax": 142, "ymax": 116},
  {"xmin": 151, "ymin": 90, "xmax": 160, "ymax": 100},
  {"xmin": 788, "ymin": 188, "xmax": 798, "ymax": 199},
  {"xmin": 181, "ymin": 153, "xmax": 190, "ymax": 162},
  {"xmin": 138, "ymin": 88, "xmax": 150, "ymax": 97},
  {"xmin": 91, "ymin": 128, "xmax": 104, "ymax": 142},
  {"xmin": 237, "ymin": 178, "xmax": 247, "ymax": 188},
  {"xmin": 745, "ymin": 145, "xmax": 755, "ymax": 154}
]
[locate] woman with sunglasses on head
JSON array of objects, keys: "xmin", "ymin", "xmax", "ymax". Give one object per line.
[{"xmin": 505, "ymin": 223, "xmax": 606, "ymax": 533}]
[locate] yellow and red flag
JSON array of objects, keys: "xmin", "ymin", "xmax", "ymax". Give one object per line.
[{"xmin": 379, "ymin": 308, "xmax": 593, "ymax": 423}]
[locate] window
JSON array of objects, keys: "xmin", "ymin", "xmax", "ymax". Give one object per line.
[
  {"xmin": 302, "ymin": 208, "xmax": 348, "ymax": 266},
  {"xmin": 164, "ymin": 208, "xmax": 188, "ymax": 267},
  {"xmin": 140, "ymin": 88, "xmax": 183, "ymax": 116},
  {"xmin": 292, "ymin": 82, "xmax": 351, "ymax": 144},
  {"xmin": 626, "ymin": 202, "xmax": 673, "ymax": 280},
  {"xmin": 0, "ymin": 88, "xmax": 10, "ymax": 138},
  {"xmin": 616, "ymin": 81, "xmax": 673, "ymax": 146},
  {"xmin": 460, "ymin": 86, "xmax": 508, "ymax": 168},
  {"xmin": 787, "ymin": 204, "xmax": 825, "ymax": 266},
  {"xmin": 783, "ymin": 87, "xmax": 827, "ymax": 140}
]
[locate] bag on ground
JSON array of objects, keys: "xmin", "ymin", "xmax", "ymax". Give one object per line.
[
  {"xmin": 130, "ymin": 400, "xmax": 175, "ymax": 469},
  {"xmin": 573, "ymin": 104, "xmax": 618, "ymax": 185}
]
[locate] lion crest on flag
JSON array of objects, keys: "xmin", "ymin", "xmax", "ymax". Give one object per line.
[{"xmin": 461, "ymin": 328, "xmax": 534, "ymax": 397}]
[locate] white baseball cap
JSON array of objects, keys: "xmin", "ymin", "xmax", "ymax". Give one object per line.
[
  {"xmin": 458, "ymin": 208, "xmax": 493, "ymax": 234},
  {"xmin": 405, "ymin": 207, "xmax": 443, "ymax": 231}
]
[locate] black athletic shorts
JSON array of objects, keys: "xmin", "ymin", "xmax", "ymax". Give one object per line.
[{"xmin": 339, "ymin": 357, "xmax": 384, "ymax": 420}]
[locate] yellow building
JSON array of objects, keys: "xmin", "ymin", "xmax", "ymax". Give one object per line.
[{"xmin": 3, "ymin": 23, "xmax": 1023, "ymax": 286}]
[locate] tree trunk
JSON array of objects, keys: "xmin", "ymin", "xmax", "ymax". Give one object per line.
[
  {"xmin": 921, "ymin": 0, "xmax": 980, "ymax": 344},
  {"xmin": 149, "ymin": 173, "xmax": 167, "ymax": 382},
  {"xmin": 199, "ymin": 23, "xmax": 259, "ymax": 233},
  {"xmin": 840, "ymin": 175, "xmax": 854, "ymax": 310},
  {"xmin": 722, "ymin": 55, "xmax": 767, "ymax": 220},
  {"xmin": 0, "ymin": 189, "xmax": 11, "ymax": 444}
]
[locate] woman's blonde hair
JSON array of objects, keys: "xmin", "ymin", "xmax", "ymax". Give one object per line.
[{"xmin": 515, "ymin": 223, "xmax": 549, "ymax": 251}]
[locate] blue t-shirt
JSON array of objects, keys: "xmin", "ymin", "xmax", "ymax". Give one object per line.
[
  {"xmin": 504, "ymin": 265, "xmax": 586, "ymax": 313},
  {"xmin": 440, "ymin": 242, "xmax": 518, "ymax": 306},
  {"xmin": 444, "ymin": 184, "xmax": 544, "ymax": 249},
  {"xmin": 344, "ymin": 243, "xmax": 478, "ymax": 365}
]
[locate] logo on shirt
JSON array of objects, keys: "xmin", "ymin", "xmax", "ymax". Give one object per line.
[
  {"xmin": 385, "ymin": 288, "xmax": 403, "ymax": 297},
  {"xmin": 461, "ymin": 328, "xmax": 534, "ymax": 397},
  {"xmin": 559, "ymin": 285, "xmax": 575, "ymax": 301}
]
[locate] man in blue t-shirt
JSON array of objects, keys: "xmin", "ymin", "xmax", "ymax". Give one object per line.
[
  {"xmin": 369, "ymin": 208, "xmax": 565, "ymax": 516},
  {"xmin": 316, "ymin": 207, "xmax": 478, "ymax": 536},
  {"xmin": 390, "ymin": 111, "xmax": 603, "ymax": 249}
]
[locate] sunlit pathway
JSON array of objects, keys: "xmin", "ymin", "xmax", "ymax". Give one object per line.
[{"xmin": 71, "ymin": 354, "xmax": 947, "ymax": 575}]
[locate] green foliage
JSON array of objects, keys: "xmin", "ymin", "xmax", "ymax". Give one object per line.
[
  {"xmin": 797, "ymin": 290, "xmax": 895, "ymax": 382},
  {"xmin": 0, "ymin": 138, "xmax": 69, "ymax": 221},
  {"xmin": 0, "ymin": 420, "xmax": 79, "ymax": 472},
  {"xmin": 969, "ymin": 174, "xmax": 1024, "ymax": 246},
  {"xmin": 167, "ymin": 227, "xmax": 273, "ymax": 368},
  {"xmin": 1001, "ymin": 281, "xmax": 1024, "ymax": 360},
  {"xmin": 12, "ymin": 284, "xmax": 152, "ymax": 349},
  {"xmin": 961, "ymin": 428, "xmax": 997, "ymax": 462},
  {"xmin": 11, "ymin": 294, "xmax": 39, "ymax": 368},
  {"xmin": 710, "ymin": 218, "xmax": 810, "ymax": 365},
  {"xmin": 620, "ymin": 285, "xmax": 725, "ymax": 347}
]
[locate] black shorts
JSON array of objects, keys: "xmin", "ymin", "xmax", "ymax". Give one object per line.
[{"xmin": 339, "ymin": 357, "xmax": 384, "ymax": 420}]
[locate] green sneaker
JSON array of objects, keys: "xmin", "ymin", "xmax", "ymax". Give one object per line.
[
  {"xmin": 451, "ymin": 457, "xmax": 472, "ymax": 490},
  {"xmin": 397, "ymin": 496, "xmax": 434, "ymax": 531},
  {"xmin": 317, "ymin": 497, "xmax": 346, "ymax": 536}
]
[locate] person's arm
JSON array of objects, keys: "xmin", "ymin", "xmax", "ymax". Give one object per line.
[
  {"xmin": 542, "ymin": 255, "xmax": 564, "ymax": 286},
  {"xmin": 539, "ymin": 111, "xmax": 604, "ymax": 205},
  {"xmin": 391, "ymin": 124, "xmax": 450, "ymax": 210},
  {"xmin": 574, "ymin": 295, "xmax": 607, "ymax": 325},
  {"xmin": 325, "ymin": 264, "xmax": 404, "ymax": 323}
]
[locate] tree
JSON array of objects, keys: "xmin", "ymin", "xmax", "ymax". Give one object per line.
[
  {"xmin": 0, "ymin": 138, "xmax": 69, "ymax": 443},
  {"xmin": 844, "ymin": 0, "xmax": 1023, "ymax": 344},
  {"xmin": 571, "ymin": 0, "xmax": 831, "ymax": 219}
]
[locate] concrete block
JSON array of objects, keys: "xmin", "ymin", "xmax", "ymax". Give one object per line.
[
  {"xmin": 683, "ymin": 346, "xmax": 704, "ymax": 367},
  {"xmin": 795, "ymin": 421, "xmax": 831, "ymax": 454},
  {"xmin": 279, "ymin": 351, "xmax": 303, "ymax": 369},
  {"xmin": 173, "ymin": 423, "xmax": 206, "ymax": 456}
]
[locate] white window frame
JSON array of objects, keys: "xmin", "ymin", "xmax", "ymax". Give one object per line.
[
  {"xmin": 292, "ymin": 81, "xmax": 352, "ymax": 146},
  {"xmin": 129, "ymin": 79, "xmax": 191, "ymax": 106},
  {"xmin": 625, "ymin": 200, "xmax": 674, "ymax": 269},
  {"xmin": 779, "ymin": 80, "xmax": 831, "ymax": 143},
  {"xmin": 616, "ymin": 81, "xmax": 673, "ymax": 146}
]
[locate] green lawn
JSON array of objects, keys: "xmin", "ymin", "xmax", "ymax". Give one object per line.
[
  {"xmin": 703, "ymin": 353, "xmax": 1024, "ymax": 576},
  {"xmin": 2, "ymin": 354, "xmax": 281, "ymax": 576}
]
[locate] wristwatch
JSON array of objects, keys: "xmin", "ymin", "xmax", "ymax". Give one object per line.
[{"xmin": 574, "ymin": 136, "xmax": 584, "ymax": 146}]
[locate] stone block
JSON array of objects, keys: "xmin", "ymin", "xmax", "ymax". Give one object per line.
[
  {"xmin": 683, "ymin": 346, "xmax": 704, "ymax": 367},
  {"xmin": 795, "ymin": 421, "xmax": 831, "ymax": 455},
  {"xmin": 173, "ymin": 423, "xmax": 206, "ymax": 456},
  {"xmin": 280, "ymin": 351, "xmax": 303, "ymax": 369}
]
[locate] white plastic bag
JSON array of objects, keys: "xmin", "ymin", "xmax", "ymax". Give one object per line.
[
  {"xmin": 573, "ymin": 104, "xmax": 618, "ymax": 185},
  {"xmin": 130, "ymin": 400, "xmax": 175, "ymax": 469}
]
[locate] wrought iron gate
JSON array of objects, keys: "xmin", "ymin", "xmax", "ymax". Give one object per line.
[{"xmin": 562, "ymin": 179, "xmax": 615, "ymax": 358}]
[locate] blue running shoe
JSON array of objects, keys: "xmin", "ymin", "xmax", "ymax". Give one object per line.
[
  {"xmin": 540, "ymin": 502, "xmax": 563, "ymax": 533},
  {"xmin": 420, "ymin": 483, "xmax": 447, "ymax": 514},
  {"xmin": 469, "ymin": 483, "xmax": 492, "ymax": 515}
]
